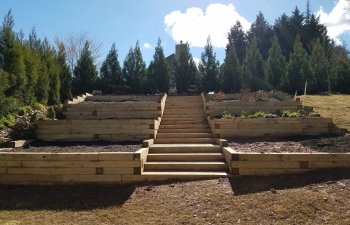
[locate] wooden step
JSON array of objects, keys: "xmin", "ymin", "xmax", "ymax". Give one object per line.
[
  {"xmin": 156, "ymin": 133, "xmax": 213, "ymax": 138},
  {"xmin": 161, "ymin": 117, "xmax": 207, "ymax": 121},
  {"xmin": 149, "ymin": 144, "xmax": 221, "ymax": 153},
  {"xmin": 165, "ymin": 103, "xmax": 203, "ymax": 108},
  {"xmin": 144, "ymin": 161, "xmax": 227, "ymax": 171},
  {"xmin": 160, "ymin": 120, "xmax": 207, "ymax": 125},
  {"xmin": 160, "ymin": 124, "xmax": 210, "ymax": 129},
  {"xmin": 154, "ymin": 138, "xmax": 215, "ymax": 144},
  {"xmin": 162, "ymin": 114, "xmax": 205, "ymax": 118},
  {"xmin": 147, "ymin": 153, "xmax": 224, "ymax": 161},
  {"xmin": 141, "ymin": 171, "xmax": 230, "ymax": 180},
  {"xmin": 158, "ymin": 128, "xmax": 211, "ymax": 133}
]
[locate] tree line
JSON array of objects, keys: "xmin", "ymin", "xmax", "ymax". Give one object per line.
[{"xmin": 1, "ymin": 3, "xmax": 350, "ymax": 114}]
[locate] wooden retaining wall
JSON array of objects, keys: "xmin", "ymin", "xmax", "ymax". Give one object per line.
[
  {"xmin": 204, "ymin": 100, "xmax": 303, "ymax": 117},
  {"xmin": 210, "ymin": 117, "xmax": 334, "ymax": 137},
  {"xmin": 36, "ymin": 119, "xmax": 160, "ymax": 141},
  {"xmin": 65, "ymin": 93, "xmax": 92, "ymax": 104},
  {"xmin": 63, "ymin": 94, "xmax": 167, "ymax": 120},
  {"xmin": 223, "ymin": 147, "xmax": 350, "ymax": 176},
  {"xmin": 0, "ymin": 148, "xmax": 148, "ymax": 184}
]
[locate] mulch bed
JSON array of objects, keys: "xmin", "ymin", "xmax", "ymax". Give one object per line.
[
  {"xmin": 228, "ymin": 134, "xmax": 350, "ymax": 153},
  {"xmin": 2, "ymin": 141, "xmax": 142, "ymax": 153}
]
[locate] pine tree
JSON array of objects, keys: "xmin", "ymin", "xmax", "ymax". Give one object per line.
[
  {"xmin": 57, "ymin": 43, "xmax": 72, "ymax": 101},
  {"xmin": 0, "ymin": 70, "xmax": 9, "ymax": 97},
  {"xmin": 174, "ymin": 42, "xmax": 197, "ymax": 94},
  {"xmin": 122, "ymin": 41, "xmax": 146, "ymax": 94},
  {"xmin": 36, "ymin": 61, "xmax": 49, "ymax": 104},
  {"xmin": 331, "ymin": 59, "xmax": 350, "ymax": 94},
  {"xmin": 100, "ymin": 43, "xmax": 122, "ymax": 94},
  {"xmin": 227, "ymin": 21, "xmax": 248, "ymax": 64},
  {"xmin": 310, "ymin": 39, "xmax": 329, "ymax": 93},
  {"xmin": 265, "ymin": 35, "xmax": 287, "ymax": 89},
  {"xmin": 248, "ymin": 12, "xmax": 274, "ymax": 59},
  {"xmin": 243, "ymin": 37, "xmax": 267, "ymax": 90},
  {"xmin": 73, "ymin": 41, "xmax": 98, "ymax": 94},
  {"xmin": 220, "ymin": 44, "xmax": 242, "ymax": 93},
  {"xmin": 0, "ymin": 10, "xmax": 27, "ymax": 100},
  {"xmin": 147, "ymin": 38, "xmax": 170, "ymax": 93},
  {"xmin": 286, "ymin": 35, "xmax": 313, "ymax": 94},
  {"xmin": 199, "ymin": 36, "xmax": 219, "ymax": 92}
]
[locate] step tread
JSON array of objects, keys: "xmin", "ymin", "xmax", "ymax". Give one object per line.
[
  {"xmin": 148, "ymin": 153, "xmax": 223, "ymax": 156},
  {"xmin": 150, "ymin": 144, "xmax": 220, "ymax": 147},
  {"xmin": 142, "ymin": 171, "xmax": 230, "ymax": 176},
  {"xmin": 145, "ymin": 161, "xmax": 226, "ymax": 165}
]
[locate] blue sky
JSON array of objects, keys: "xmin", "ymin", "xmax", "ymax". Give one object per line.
[{"xmin": 1, "ymin": 0, "xmax": 349, "ymax": 66}]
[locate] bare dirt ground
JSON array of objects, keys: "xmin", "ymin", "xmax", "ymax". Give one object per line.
[
  {"xmin": 228, "ymin": 134, "xmax": 350, "ymax": 153},
  {"xmin": 0, "ymin": 169, "xmax": 349, "ymax": 225},
  {"xmin": 2, "ymin": 141, "xmax": 142, "ymax": 152}
]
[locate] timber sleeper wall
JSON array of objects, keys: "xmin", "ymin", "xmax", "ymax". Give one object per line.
[
  {"xmin": 36, "ymin": 119, "xmax": 160, "ymax": 141},
  {"xmin": 0, "ymin": 148, "xmax": 148, "ymax": 184},
  {"xmin": 210, "ymin": 117, "xmax": 334, "ymax": 137},
  {"xmin": 63, "ymin": 94, "xmax": 167, "ymax": 120},
  {"xmin": 223, "ymin": 147, "xmax": 350, "ymax": 176}
]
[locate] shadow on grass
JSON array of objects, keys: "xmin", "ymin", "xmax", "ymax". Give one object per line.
[
  {"xmin": 229, "ymin": 168, "xmax": 350, "ymax": 195},
  {"xmin": 0, "ymin": 183, "xmax": 136, "ymax": 211}
]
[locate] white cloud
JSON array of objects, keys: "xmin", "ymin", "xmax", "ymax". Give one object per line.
[
  {"xmin": 192, "ymin": 56, "xmax": 200, "ymax": 66},
  {"xmin": 316, "ymin": 0, "xmax": 350, "ymax": 44},
  {"xmin": 164, "ymin": 3, "xmax": 251, "ymax": 48},
  {"xmin": 143, "ymin": 43, "xmax": 152, "ymax": 49}
]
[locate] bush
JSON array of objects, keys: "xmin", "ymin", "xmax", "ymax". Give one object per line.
[
  {"xmin": 222, "ymin": 111, "xmax": 233, "ymax": 119},
  {"xmin": 46, "ymin": 106, "xmax": 56, "ymax": 119},
  {"xmin": 0, "ymin": 97, "xmax": 21, "ymax": 117},
  {"xmin": 19, "ymin": 105, "xmax": 33, "ymax": 116},
  {"xmin": 248, "ymin": 111, "xmax": 267, "ymax": 118},
  {"xmin": 240, "ymin": 110, "xmax": 248, "ymax": 118},
  {"xmin": 33, "ymin": 102, "xmax": 45, "ymax": 110},
  {"xmin": 281, "ymin": 110, "xmax": 300, "ymax": 118}
]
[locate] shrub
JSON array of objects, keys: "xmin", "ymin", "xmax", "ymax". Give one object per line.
[
  {"xmin": 281, "ymin": 110, "xmax": 301, "ymax": 118},
  {"xmin": 0, "ymin": 97, "xmax": 21, "ymax": 117},
  {"xmin": 33, "ymin": 102, "xmax": 45, "ymax": 110},
  {"xmin": 240, "ymin": 110, "xmax": 248, "ymax": 118},
  {"xmin": 249, "ymin": 111, "xmax": 267, "ymax": 118},
  {"xmin": 222, "ymin": 111, "xmax": 233, "ymax": 119},
  {"xmin": 46, "ymin": 106, "xmax": 56, "ymax": 119}
]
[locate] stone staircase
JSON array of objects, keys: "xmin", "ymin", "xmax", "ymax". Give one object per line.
[{"xmin": 143, "ymin": 96, "xmax": 229, "ymax": 179}]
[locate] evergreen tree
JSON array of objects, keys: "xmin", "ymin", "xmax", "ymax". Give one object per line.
[
  {"xmin": 0, "ymin": 10, "xmax": 27, "ymax": 99},
  {"xmin": 174, "ymin": 42, "xmax": 197, "ymax": 94},
  {"xmin": 147, "ymin": 38, "xmax": 170, "ymax": 93},
  {"xmin": 122, "ymin": 41, "xmax": 146, "ymax": 93},
  {"xmin": 331, "ymin": 59, "xmax": 350, "ymax": 94},
  {"xmin": 265, "ymin": 35, "xmax": 287, "ymax": 89},
  {"xmin": 220, "ymin": 44, "xmax": 242, "ymax": 93},
  {"xmin": 73, "ymin": 41, "xmax": 98, "ymax": 94},
  {"xmin": 248, "ymin": 12, "xmax": 274, "ymax": 59},
  {"xmin": 227, "ymin": 21, "xmax": 248, "ymax": 64},
  {"xmin": 274, "ymin": 14, "xmax": 294, "ymax": 58},
  {"xmin": 36, "ymin": 60, "xmax": 49, "ymax": 104},
  {"xmin": 100, "ymin": 43, "xmax": 122, "ymax": 94},
  {"xmin": 310, "ymin": 39, "xmax": 329, "ymax": 93},
  {"xmin": 286, "ymin": 35, "xmax": 313, "ymax": 94},
  {"xmin": 199, "ymin": 36, "xmax": 219, "ymax": 92},
  {"xmin": 57, "ymin": 43, "xmax": 72, "ymax": 101},
  {"xmin": 243, "ymin": 38, "xmax": 267, "ymax": 90},
  {"xmin": 0, "ymin": 70, "xmax": 9, "ymax": 97}
]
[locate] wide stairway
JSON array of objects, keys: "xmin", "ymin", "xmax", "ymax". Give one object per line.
[{"xmin": 143, "ymin": 96, "xmax": 229, "ymax": 179}]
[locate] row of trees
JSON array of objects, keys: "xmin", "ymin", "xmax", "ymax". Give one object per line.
[{"xmin": 1, "ymin": 3, "xmax": 350, "ymax": 113}]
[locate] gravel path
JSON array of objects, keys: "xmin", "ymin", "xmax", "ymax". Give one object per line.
[
  {"xmin": 6, "ymin": 141, "xmax": 142, "ymax": 153},
  {"xmin": 228, "ymin": 134, "xmax": 350, "ymax": 153}
]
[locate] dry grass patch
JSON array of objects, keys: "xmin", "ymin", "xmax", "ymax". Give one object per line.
[{"xmin": 301, "ymin": 95, "xmax": 350, "ymax": 131}]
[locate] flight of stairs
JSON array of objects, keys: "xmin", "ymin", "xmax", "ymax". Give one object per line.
[{"xmin": 143, "ymin": 96, "xmax": 229, "ymax": 179}]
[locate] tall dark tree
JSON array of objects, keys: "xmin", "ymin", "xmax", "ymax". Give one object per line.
[
  {"xmin": 199, "ymin": 36, "xmax": 219, "ymax": 92},
  {"xmin": 220, "ymin": 44, "xmax": 242, "ymax": 93},
  {"xmin": 0, "ymin": 70, "xmax": 9, "ymax": 97},
  {"xmin": 227, "ymin": 21, "xmax": 248, "ymax": 64},
  {"xmin": 265, "ymin": 35, "xmax": 287, "ymax": 89},
  {"xmin": 73, "ymin": 41, "xmax": 98, "ymax": 94},
  {"xmin": 100, "ymin": 43, "xmax": 122, "ymax": 94},
  {"xmin": 0, "ymin": 10, "xmax": 26, "ymax": 99},
  {"xmin": 243, "ymin": 38, "xmax": 267, "ymax": 90},
  {"xmin": 274, "ymin": 14, "xmax": 294, "ymax": 58},
  {"xmin": 331, "ymin": 58, "xmax": 350, "ymax": 94},
  {"xmin": 147, "ymin": 38, "xmax": 170, "ymax": 93},
  {"xmin": 310, "ymin": 39, "xmax": 329, "ymax": 92},
  {"xmin": 286, "ymin": 35, "xmax": 313, "ymax": 94},
  {"xmin": 122, "ymin": 41, "xmax": 146, "ymax": 93},
  {"xmin": 174, "ymin": 42, "xmax": 197, "ymax": 94},
  {"xmin": 22, "ymin": 42, "xmax": 39, "ymax": 105},
  {"xmin": 57, "ymin": 43, "xmax": 72, "ymax": 101},
  {"xmin": 248, "ymin": 12, "xmax": 274, "ymax": 59}
]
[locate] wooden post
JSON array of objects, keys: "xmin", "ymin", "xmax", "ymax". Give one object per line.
[{"xmin": 304, "ymin": 80, "xmax": 308, "ymax": 95}]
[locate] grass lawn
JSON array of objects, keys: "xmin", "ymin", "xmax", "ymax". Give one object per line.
[{"xmin": 301, "ymin": 95, "xmax": 350, "ymax": 131}]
